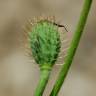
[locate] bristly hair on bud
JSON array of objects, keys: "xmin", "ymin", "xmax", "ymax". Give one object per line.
[{"xmin": 27, "ymin": 16, "xmax": 61, "ymax": 68}]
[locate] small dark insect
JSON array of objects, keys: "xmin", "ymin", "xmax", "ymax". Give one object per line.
[{"xmin": 53, "ymin": 22, "xmax": 68, "ymax": 32}]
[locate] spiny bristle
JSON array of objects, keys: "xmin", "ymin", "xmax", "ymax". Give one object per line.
[
  {"xmin": 23, "ymin": 15, "xmax": 56, "ymax": 38},
  {"xmin": 32, "ymin": 15, "xmax": 56, "ymax": 24},
  {"xmin": 55, "ymin": 29, "xmax": 72, "ymax": 65}
]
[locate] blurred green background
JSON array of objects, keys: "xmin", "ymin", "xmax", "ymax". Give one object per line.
[{"xmin": 0, "ymin": 0, "xmax": 96, "ymax": 96}]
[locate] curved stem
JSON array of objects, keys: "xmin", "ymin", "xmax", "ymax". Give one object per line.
[
  {"xmin": 34, "ymin": 68, "xmax": 51, "ymax": 96},
  {"xmin": 50, "ymin": 0, "xmax": 92, "ymax": 96}
]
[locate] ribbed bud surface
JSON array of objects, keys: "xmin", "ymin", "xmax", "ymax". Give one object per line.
[{"xmin": 28, "ymin": 20, "xmax": 61, "ymax": 66}]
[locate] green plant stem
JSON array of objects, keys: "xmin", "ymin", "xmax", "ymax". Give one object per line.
[
  {"xmin": 50, "ymin": 0, "xmax": 92, "ymax": 96},
  {"xmin": 34, "ymin": 68, "xmax": 51, "ymax": 96}
]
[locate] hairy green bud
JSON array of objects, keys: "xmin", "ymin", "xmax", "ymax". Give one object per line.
[{"xmin": 28, "ymin": 20, "xmax": 61, "ymax": 67}]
